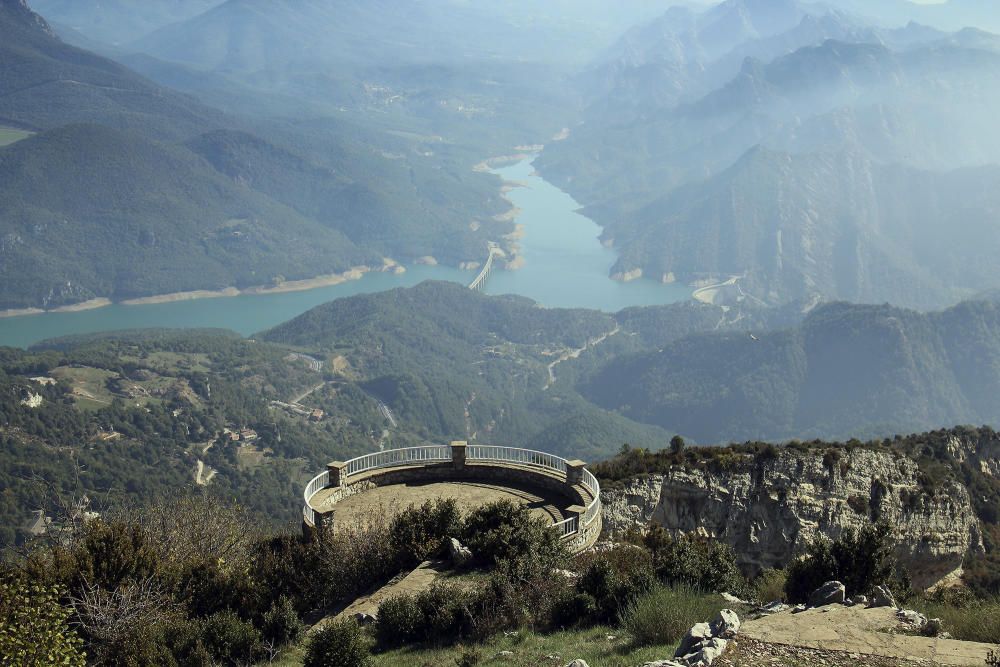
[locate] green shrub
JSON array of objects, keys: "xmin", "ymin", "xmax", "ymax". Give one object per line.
[
  {"xmin": 416, "ymin": 584, "xmax": 473, "ymax": 644},
  {"xmin": 159, "ymin": 618, "xmax": 212, "ymax": 667},
  {"xmin": 376, "ymin": 594, "xmax": 423, "ymax": 646},
  {"xmin": 576, "ymin": 545, "xmax": 656, "ymax": 623},
  {"xmin": 785, "ymin": 523, "xmax": 900, "ymax": 603},
  {"xmin": 390, "ymin": 499, "xmax": 461, "ymax": 568},
  {"xmin": 461, "ymin": 500, "xmax": 565, "ymax": 568},
  {"xmin": 753, "ymin": 569, "xmax": 787, "ymax": 604},
  {"xmin": 250, "ymin": 534, "xmax": 323, "ymax": 614},
  {"xmin": 623, "ymin": 584, "xmax": 722, "ymax": 647},
  {"xmin": 200, "ymin": 610, "xmax": 262, "ymax": 665},
  {"xmin": 71, "ymin": 519, "xmax": 160, "ymax": 590},
  {"xmin": 376, "ymin": 584, "xmax": 473, "ymax": 647},
  {"xmin": 304, "ymin": 618, "xmax": 372, "ymax": 667},
  {"xmin": 642, "ymin": 527, "xmax": 748, "ymax": 597},
  {"xmin": 551, "ymin": 591, "xmax": 598, "ymax": 628},
  {"xmin": 0, "ymin": 578, "xmax": 85, "ymax": 667},
  {"xmin": 174, "ymin": 558, "xmax": 254, "ymax": 619},
  {"xmin": 261, "ymin": 595, "xmax": 304, "ymax": 647},
  {"xmin": 469, "ymin": 553, "xmax": 572, "ymax": 637}
]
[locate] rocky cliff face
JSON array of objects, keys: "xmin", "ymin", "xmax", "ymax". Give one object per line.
[
  {"xmin": 600, "ymin": 447, "xmax": 983, "ymax": 589},
  {"xmin": 948, "ymin": 434, "xmax": 1000, "ymax": 480}
]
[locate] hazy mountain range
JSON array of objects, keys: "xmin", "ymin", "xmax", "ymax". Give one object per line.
[{"xmin": 538, "ymin": 0, "xmax": 1000, "ymax": 309}]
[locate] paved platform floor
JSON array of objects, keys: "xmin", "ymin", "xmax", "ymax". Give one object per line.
[
  {"xmin": 327, "ymin": 479, "xmax": 567, "ymax": 527},
  {"xmin": 741, "ymin": 604, "xmax": 996, "ymax": 666}
]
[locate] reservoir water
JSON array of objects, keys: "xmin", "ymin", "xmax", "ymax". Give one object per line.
[{"xmin": 0, "ymin": 158, "xmax": 690, "ymax": 348}]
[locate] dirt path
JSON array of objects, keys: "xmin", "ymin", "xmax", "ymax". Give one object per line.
[
  {"xmin": 334, "ymin": 561, "xmax": 450, "ymax": 622},
  {"xmin": 544, "ymin": 326, "xmax": 620, "ymax": 390},
  {"xmin": 289, "ymin": 382, "xmax": 325, "ymax": 405},
  {"xmin": 194, "ymin": 460, "xmax": 216, "ymax": 486}
]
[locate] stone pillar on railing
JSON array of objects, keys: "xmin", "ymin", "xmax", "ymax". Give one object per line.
[
  {"xmin": 566, "ymin": 459, "xmax": 587, "ymax": 486},
  {"xmin": 314, "ymin": 509, "xmax": 333, "ymax": 533},
  {"xmin": 327, "ymin": 461, "xmax": 348, "ymax": 487},
  {"xmin": 451, "ymin": 441, "xmax": 468, "ymax": 470}
]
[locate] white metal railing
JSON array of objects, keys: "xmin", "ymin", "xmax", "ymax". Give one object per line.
[
  {"xmin": 581, "ymin": 469, "xmax": 601, "ymax": 529},
  {"xmin": 302, "ymin": 444, "xmax": 601, "ymax": 544},
  {"xmin": 302, "ymin": 469, "xmax": 329, "ymax": 524},
  {"xmin": 467, "ymin": 445, "xmax": 568, "ymax": 474},
  {"xmin": 345, "ymin": 445, "xmax": 450, "ymax": 476},
  {"xmin": 552, "ymin": 515, "xmax": 579, "ymax": 539}
]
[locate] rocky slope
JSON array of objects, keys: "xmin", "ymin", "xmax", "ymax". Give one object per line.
[{"xmin": 600, "ymin": 447, "xmax": 983, "ymax": 589}]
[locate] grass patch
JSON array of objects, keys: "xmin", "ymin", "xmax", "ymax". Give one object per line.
[
  {"xmin": 371, "ymin": 625, "xmax": 677, "ymax": 667},
  {"xmin": 622, "ymin": 585, "xmax": 727, "ymax": 648},
  {"xmin": 50, "ymin": 365, "xmax": 119, "ymax": 408},
  {"xmin": 0, "ymin": 126, "xmax": 32, "ymax": 147},
  {"xmin": 912, "ymin": 597, "xmax": 1000, "ymax": 644}
]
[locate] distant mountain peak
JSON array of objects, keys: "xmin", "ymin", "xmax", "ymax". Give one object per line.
[{"xmin": 1, "ymin": 0, "xmax": 55, "ymax": 37}]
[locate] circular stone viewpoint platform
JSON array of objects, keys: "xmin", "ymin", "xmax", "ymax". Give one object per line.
[{"xmin": 302, "ymin": 442, "xmax": 601, "ymax": 552}]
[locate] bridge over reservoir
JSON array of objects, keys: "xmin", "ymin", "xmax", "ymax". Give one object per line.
[
  {"xmin": 302, "ymin": 442, "xmax": 602, "ymax": 553},
  {"xmin": 468, "ymin": 243, "xmax": 503, "ymax": 291}
]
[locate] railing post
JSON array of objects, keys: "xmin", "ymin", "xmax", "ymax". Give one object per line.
[
  {"xmin": 327, "ymin": 461, "xmax": 348, "ymax": 487},
  {"xmin": 566, "ymin": 459, "xmax": 586, "ymax": 486},
  {"xmin": 451, "ymin": 441, "xmax": 468, "ymax": 470}
]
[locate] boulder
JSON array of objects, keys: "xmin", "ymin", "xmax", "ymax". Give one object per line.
[
  {"xmin": 923, "ymin": 618, "xmax": 943, "ymax": 637},
  {"xmin": 352, "ymin": 612, "xmax": 376, "ymax": 626},
  {"xmin": 721, "ymin": 592, "xmax": 748, "ymax": 605},
  {"xmin": 448, "ymin": 537, "xmax": 472, "ymax": 565},
  {"xmin": 710, "ymin": 609, "xmax": 741, "ymax": 638},
  {"xmin": 871, "ymin": 585, "xmax": 897, "ymax": 608},
  {"xmin": 676, "ymin": 637, "xmax": 729, "ymax": 667},
  {"xmin": 808, "ymin": 581, "xmax": 846, "ymax": 607},
  {"xmin": 896, "ymin": 609, "xmax": 928, "ymax": 627},
  {"xmin": 757, "ymin": 601, "xmax": 790, "ymax": 615},
  {"xmin": 674, "ymin": 622, "xmax": 713, "ymax": 658},
  {"xmin": 695, "ymin": 637, "xmax": 729, "ymax": 666},
  {"xmin": 564, "ymin": 661, "xmax": 590, "ymax": 667}
]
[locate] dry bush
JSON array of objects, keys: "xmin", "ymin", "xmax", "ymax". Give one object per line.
[
  {"xmin": 317, "ymin": 505, "xmax": 397, "ymax": 603},
  {"xmin": 107, "ymin": 495, "xmax": 261, "ymax": 575},
  {"xmin": 69, "ymin": 576, "xmax": 179, "ymax": 664}
]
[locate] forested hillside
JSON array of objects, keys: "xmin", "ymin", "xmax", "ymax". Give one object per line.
[
  {"xmin": 583, "ymin": 297, "xmax": 1000, "ymax": 443},
  {"xmin": 0, "ymin": 124, "xmax": 378, "ymax": 308},
  {"xmin": 0, "ymin": 0, "xmax": 514, "ymax": 310},
  {"xmin": 260, "ymin": 281, "xmax": 675, "ymax": 461}
]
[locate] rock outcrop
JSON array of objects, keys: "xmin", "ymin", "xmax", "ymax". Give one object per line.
[
  {"xmin": 601, "ymin": 448, "xmax": 983, "ymax": 588},
  {"xmin": 808, "ymin": 581, "xmax": 846, "ymax": 608}
]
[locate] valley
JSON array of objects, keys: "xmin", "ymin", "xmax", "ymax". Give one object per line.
[
  {"xmin": 2, "ymin": 1, "xmax": 1000, "ymax": 664},
  {"xmin": 0, "ymin": 158, "xmax": 691, "ymax": 348}
]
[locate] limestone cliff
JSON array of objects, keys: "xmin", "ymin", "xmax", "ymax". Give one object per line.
[
  {"xmin": 600, "ymin": 447, "xmax": 983, "ymax": 589},
  {"xmin": 947, "ymin": 434, "xmax": 1000, "ymax": 481}
]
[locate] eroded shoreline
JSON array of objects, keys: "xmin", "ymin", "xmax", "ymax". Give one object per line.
[{"xmin": 0, "ymin": 266, "xmax": 383, "ymax": 319}]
